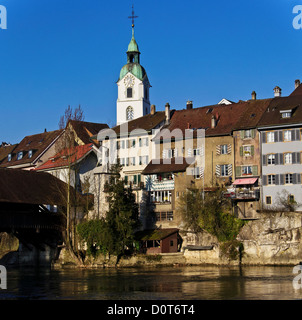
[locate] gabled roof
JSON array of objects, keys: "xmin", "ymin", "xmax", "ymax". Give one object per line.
[
  {"xmin": 154, "ymin": 103, "xmax": 248, "ymax": 141},
  {"xmin": 68, "ymin": 120, "xmax": 109, "ymax": 146},
  {"xmin": 233, "ymin": 98, "xmax": 273, "ymax": 130},
  {"xmin": 290, "ymin": 83, "xmax": 302, "ymax": 97},
  {"xmin": 0, "ymin": 144, "xmax": 18, "ymax": 164},
  {"xmin": 0, "ymin": 130, "xmax": 63, "ymax": 168},
  {"xmin": 35, "ymin": 143, "xmax": 96, "ymax": 171},
  {"xmin": 257, "ymin": 95, "xmax": 302, "ymax": 128}
]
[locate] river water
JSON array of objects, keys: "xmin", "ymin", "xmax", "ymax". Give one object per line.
[{"xmin": 0, "ymin": 265, "xmax": 301, "ymax": 300}]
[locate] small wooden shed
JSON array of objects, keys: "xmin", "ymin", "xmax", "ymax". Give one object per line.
[{"xmin": 135, "ymin": 228, "xmax": 179, "ymax": 254}]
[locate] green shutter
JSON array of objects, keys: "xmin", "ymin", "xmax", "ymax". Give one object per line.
[
  {"xmin": 235, "ymin": 166, "xmax": 241, "ymax": 177},
  {"xmin": 240, "ymin": 130, "xmax": 245, "ymax": 139},
  {"xmin": 134, "ymin": 175, "xmax": 137, "ymax": 184},
  {"xmin": 252, "ymin": 165, "xmax": 258, "ymax": 176},
  {"xmin": 251, "ymin": 145, "xmax": 255, "ymax": 156},
  {"xmin": 138, "ymin": 174, "xmax": 141, "ymax": 183},
  {"xmin": 240, "ymin": 146, "xmax": 243, "ymax": 157},
  {"xmin": 251, "ymin": 129, "xmax": 256, "ymax": 139},
  {"xmin": 124, "ymin": 176, "xmax": 128, "ymax": 184}
]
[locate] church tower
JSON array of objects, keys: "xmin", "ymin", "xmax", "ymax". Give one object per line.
[{"xmin": 116, "ymin": 8, "xmax": 151, "ymax": 126}]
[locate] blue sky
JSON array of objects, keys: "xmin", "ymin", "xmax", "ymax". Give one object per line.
[{"xmin": 0, "ymin": 0, "xmax": 301, "ymax": 144}]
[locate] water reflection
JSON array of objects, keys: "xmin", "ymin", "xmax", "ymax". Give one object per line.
[{"xmin": 0, "ymin": 265, "xmax": 302, "ymax": 300}]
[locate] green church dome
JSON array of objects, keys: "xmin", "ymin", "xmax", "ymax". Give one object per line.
[{"xmin": 119, "ymin": 63, "xmax": 146, "ymax": 81}]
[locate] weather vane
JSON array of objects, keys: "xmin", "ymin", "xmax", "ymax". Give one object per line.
[{"xmin": 128, "ymin": 5, "xmax": 138, "ymax": 28}]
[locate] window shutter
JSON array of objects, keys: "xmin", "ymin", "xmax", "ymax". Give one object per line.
[
  {"xmin": 251, "ymin": 129, "xmax": 256, "ymax": 139},
  {"xmin": 292, "ymin": 152, "xmax": 297, "ymax": 164},
  {"xmin": 296, "ymin": 129, "xmax": 300, "ymax": 141},
  {"xmin": 134, "ymin": 175, "xmax": 137, "ymax": 184},
  {"xmin": 235, "ymin": 166, "xmax": 241, "ymax": 177},
  {"xmin": 262, "ymin": 175, "xmax": 267, "ymax": 186},
  {"xmin": 297, "ymin": 152, "xmax": 301, "ymax": 164},
  {"xmin": 280, "ymin": 174, "xmax": 285, "ymax": 185},
  {"xmin": 279, "ymin": 153, "xmax": 283, "ymax": 165},
  {"xmin": 252, "ymin": 165, "xmax": 258, "ymax": 176},
  {"xmin": 275, "ymin": 174, "xmax": 280, "ymax": 185},
  {"xmin": 251, "ymin": 145, "xmax": 255, "ymax": 156},
  {"xmin": 227, "ymin": 144, "xmax": 232, "ymax": 154},
  {"xmin": 298, "ymin": 173, "xmax": 301, "ymax": 184},
  {"xmin": 200, "ymin": 167, "xmax": 204, "ymax": 178},
  {"xmin": 275, "ymin": 154, "xmax": 279, "ymax": 165},
  {"xmin": 240, "ymin": 146, "xmax": 243, "ymax": 157},
  {"xmin": 216, "ymin": 145, "xmax": 221, "ymax": 155},
  {"xmin": 216, "ymin": 165, "xmax": 221, "ymax": 177},
  {"xmin": 162, "ymin": 149, "xmax": 167, "ymax": 159},
  {"xmin": 274, "ymin": 131, "xmax": 279, "ymax": 142},
  {"xmin": 292, "ymin": 130, "xmax": 296, "ymax": 141},
  {"xmin": 240, "ymin": 131, "xmax": 245, "ymax": 139},
  {"xmin": 262, "ymin": 155, "xmax": 267, "ymax": 166},
  {"xmin": 279, "ymin": 131, "xmax": 283, "ymax": 142},
  {"xmin": 262, "ymin": 132, "xmax": 267, "ymax": 143},
  {"xmin": 293, "ymin": 173, "xmax": 297, "ymax": 184},
  {"xmin": 187, "ymin": 148, "xmax": 192, "ymax": 157},
  {"xmin": 228, "ymin": 164, "xmax": 233, "ymax": 177},
  {"xmin": 124, "ymin": 176, "xmax": 128, "ymax": 184}
]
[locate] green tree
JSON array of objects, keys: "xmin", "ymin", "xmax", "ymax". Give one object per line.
[{"xmin": 105, "ymin": 160, "xmax": 140, "ymax": 258}]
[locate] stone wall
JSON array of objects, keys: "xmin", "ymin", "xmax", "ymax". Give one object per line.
[{"xmin": 237, "ymin": 211, "xmax": 302, "ymax": 265}]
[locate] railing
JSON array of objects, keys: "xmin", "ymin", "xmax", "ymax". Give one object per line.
[
  {"xmin": 148, "ymin": 179, "xmax": 175, "ymax": 191},
  {"xmin": 232, "ymin": 189, "xmax": 260, "ymax": 200}
]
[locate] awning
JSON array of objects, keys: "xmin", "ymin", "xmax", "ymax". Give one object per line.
[{"xmin": 233, "ymin": 177, "xmax": 258, "ymax": 185}]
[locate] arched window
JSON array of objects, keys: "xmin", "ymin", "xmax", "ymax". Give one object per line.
[{"xmin": 126, "ymin": 106, "xmax": 134, "ymax": 121}]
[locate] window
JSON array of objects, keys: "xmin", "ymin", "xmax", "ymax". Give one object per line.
[
  {"xmin": 282, "ymin": 112, "xmax": 291, "ymax": 118},
  {"xmin": 7, "ymin": 154, "xmax": 11, "ymax": 162},
  {"xmin": 285, "ymin": 173, "xmax": 293, "ymax": 184},
  {"xmin": 170, "ymin": 240, "xmax": 174, "ymax": 247},
  {"xmin": 139, "ymin": 155, "xmax": 149, "ymax": 165},
  {"xmin": 284, "ymin": 153, "xmax": 292, "ymax": 164},
  {"xmin": 17, "ymin": 151, "xmax": 23, "ymax": 160},
  {"xmin": 220, "ymin": 144, "xmax": 228, "ymax": 154},
  {"xmin": 151, "ymin": 191, "xmax": 172, "ymax": 203},
  {"xmin": 284, "ymin": 130, "xmax": 292, "ymax": 142},
  {"xmin": 289, "ymin": 194, "xmax": 295, "ymax": 202},
  {"xmin": 221, "ymin": 164, "xmax": 229, "ymax": 177},
  {"xmin": 120, "ymin": 158, "xmax": 125, "ymax": 166},
  {"xmin": 192, "ymin": 167, "xmax": 200, "ymax": 179},
  {"xmin": 243, "ymin": 145, "xmax": 252, "ymax": 157},
  {"xmin": 268, "ymin": 175, "xmax": 276, "ymax": 185},
  {"xmin": 127, "ymin": 139, "xmax": 136, "ymax": 148},
  {"xmin": 267, "ymin": 154, "xmax": 275, "ymax": 165},
  {"xmin": 242, "ymin": 166, "xmax": 252, "ymax": 175},
  {"xmin": 267, "ymin": 132, "xmax": 274, "ymax": 143},
  {"xmin": 126, "ymin": 106, "xmax": 134, "ymax": 120},
  {"xmin": 28, "ymin": 150, "xmax": 33, "ymax": 159},
  {"xmin": 266, "ymin": 196, "xmax": 272, "ymax": 205},
  {"xmin": 127, "ymin": 87, "xmax": 133, "ymax": 98},
  {"xmin": 244, "ymin": 130, "xmax": 252, "ymax": 138},
  {"xmin": 156, "ymin": 212, "xmax": 173, "ymax": 221}
]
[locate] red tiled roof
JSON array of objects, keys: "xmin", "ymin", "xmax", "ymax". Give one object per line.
[
  {"xmin": 35, "ymin": 143, "xmax": 95, "ymax": 171},
  {"xmin": 290, "ymin": 84, "xmax": 302, "ymax": 96},
  {"xmin": 154, "ymin": 103, "xmax": 249, "ymax": 141}
]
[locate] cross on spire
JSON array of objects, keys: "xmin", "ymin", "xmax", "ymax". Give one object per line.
[{"xmin": 128, "ymin": 5, "xmax": 138, "ymax": 28}]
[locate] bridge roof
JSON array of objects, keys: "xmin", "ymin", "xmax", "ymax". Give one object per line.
[{"xmin": 0, "ymin": 168, "xmax": 88, "ymax": 206}]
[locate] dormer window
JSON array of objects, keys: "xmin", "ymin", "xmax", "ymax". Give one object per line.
[
  {"xmin": 28, "ymin": 150, "xmax": 33, "ymax": 159},
  {"xmin": 8, "ymin": 154, "xmax": 11, "ymax": 162},
  {"xmin": 17, "ymin": 151, "xmax": 23, "ymax": 160},
  {"xmin": 280, "ymin": 110, "xmax": 292, "ymax": 118}
]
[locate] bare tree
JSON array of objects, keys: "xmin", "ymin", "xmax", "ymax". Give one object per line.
[{"xmin": 55, "ymin": 105, "xmax": 86, "ymax": 264}]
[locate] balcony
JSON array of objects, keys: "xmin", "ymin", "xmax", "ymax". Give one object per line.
[
  {"xmin": 228, "ymin": 189, "xmax": 260, "ymax": 201},
  {"xmin": 147, "ymin": 179, "xmax": 175, "ymax": 191}
]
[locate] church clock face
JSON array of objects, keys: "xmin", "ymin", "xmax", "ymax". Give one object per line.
[{"xmin": 124, "ymin": 74, "xmax": 135, "ymax": 87}]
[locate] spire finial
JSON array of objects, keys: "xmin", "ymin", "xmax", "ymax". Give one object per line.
[{"xmin": 128, "ymin": 5, "xmax": 138, "ymax": 29}]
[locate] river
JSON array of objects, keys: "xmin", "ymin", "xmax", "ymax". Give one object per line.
[{"xmin": 0, "ymin": 265, "xmax": 301, "ymax": 300}]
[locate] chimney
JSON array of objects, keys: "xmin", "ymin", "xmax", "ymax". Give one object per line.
[
  {"xmin": 251, "ymin": 91, "xmax": 257, "ymax": 100},
  {"xmin": 211, "ymin": 115, "xmax": 216, "ymax": 129},
  {"xmin": 150, "ymin": 104, "xmax": 156, "ymax": 115},
  {"xmin": 165, "ymin": 103, "xmax": 170, "ymax": 124},
  {"xmin": 295, "ymin": 79, "xmax": 301, "ymax": 89},
  {"xmin": 186, "ymin": 100, "xmax": 193, "ymax": 110},
  {"xmin": 274, "ymin": 86, "xmax": 281, "ymax": 97}
]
